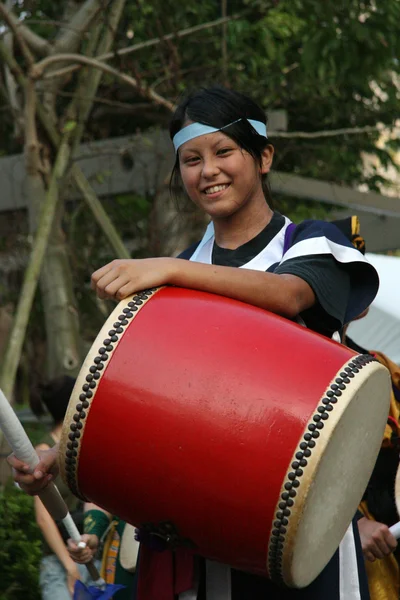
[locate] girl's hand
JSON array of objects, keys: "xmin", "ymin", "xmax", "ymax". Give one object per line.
[
  {"xmin": 67, "ymin": 534, "xmax": 99, "ymax": 564},
  {"xmin": 7, "ymin": 446, "xmax": 59, "ymax": 495},
  {"xmin": 91, "ymin": 258, "xmax": 177, "ymax": 300},
  {"xmin": 358, "ymin": 517, "xmax": 397, "ymax": 561}
]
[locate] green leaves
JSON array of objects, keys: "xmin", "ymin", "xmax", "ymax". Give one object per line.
[
  {"xmin": 0, "ymin": 483, "xmax": 41, "ymax": 600},
  {"xmin": 61, "ymin": 120, "xmax": 77, "ymax": 133}
]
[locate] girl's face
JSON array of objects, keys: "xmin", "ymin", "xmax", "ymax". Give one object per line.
[{"xmin": 178, "ymin": 130, "xmax": 273, "ymax": 221}]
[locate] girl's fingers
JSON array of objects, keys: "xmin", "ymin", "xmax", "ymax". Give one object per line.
[
  {"xmin": 364, "ymin": 551, "xmax": 376, "ymax": 562},
  {"xmin": 67, "ymin": 540, "xmax": 90, "ymax": 561},
  {"xmin": 91, "ymin": 259, "xmax": 168, "ymax": 300},
  {"xmin": 91, "ymin": 263, "xmax": 114, "ymax": 289},
  {"xmin": 373, "ymin": 538, "xmax": 390, "ymax": 557},
  {"xmin": 93, "ymin": 269, "xmax": 133, "ymax": 299},
  {"xmin": 12, "ymin": 469, "xmax": 35, "ymax": 484},
  {"xmin": 12, "ymin": 469, "xmax": 50, "ymax": 486},
  {"xmin": 115, "ymin": 281, "xmax": 138, "ymax": 300},
  {"xmin": 372, "ymin": 527, "xmax": 398, "ymax": 556},
  {"xmin": 7, "ymin": 455, "xmax": 29, "ymax": 471},
  {"xmin": 93, "ymin": 271, "xmax": 121, "ymax": 297},
  {"xmin": 384, "ymin": 531, "xmax": 398, "ymax": 552},
  {"xmin": 103, "ymin": 276, "xmax": 133, "ymax": 300}
]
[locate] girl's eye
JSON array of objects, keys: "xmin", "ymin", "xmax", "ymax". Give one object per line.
[
  {"xmin": 217, "ymin": 148, "xmax": 233, "ymax": 156},
  {"xmin": 184, "ymin": 156, "xmax": 200, "ymax": 164}
]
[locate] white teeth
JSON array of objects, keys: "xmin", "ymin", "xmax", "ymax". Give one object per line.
[{"xmin": 204, "ymin": 184, "xmax": 229, "ymax": 195}]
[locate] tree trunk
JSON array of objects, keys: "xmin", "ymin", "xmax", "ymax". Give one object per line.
[
  {"xmin": 0, "ymin": 137, "xmax": 71, "ymax": 399},
  {"xmin": 39, "ymin": 204, "xmax": 82, "ymax": 378},
  {"xmin": 31, "ymin": 0, "xmax": 126, "ymax": 379},
  {"xmin": 23, "ymin": 130, "xmax": 83, "ymax": 380}
]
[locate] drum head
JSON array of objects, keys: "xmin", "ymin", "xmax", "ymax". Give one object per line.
[{"xmin": 277, "ymin": 360, "xmax": 391, "ymax": 587}]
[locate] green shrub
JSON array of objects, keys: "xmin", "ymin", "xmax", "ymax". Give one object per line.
[{"xmin": 0, "ymin": 482, "xmax": 41, "ymax": 600}]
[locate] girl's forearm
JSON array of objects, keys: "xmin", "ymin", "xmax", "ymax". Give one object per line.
[
  {"xmin": 34, "ymin": 497, "xmax": 76, "ymax": 570},
  {"xmin": 90, "ymin": 257, "xmax": 315, "ymax": 315},
  {"xmin": 170, "ymin": 259, "xmax": 315, "ymax": 318}
]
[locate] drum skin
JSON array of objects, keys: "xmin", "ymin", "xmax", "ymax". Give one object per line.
[{"xmin": 60, "ymin": 286, "xmax": 391, "ymax": 587}]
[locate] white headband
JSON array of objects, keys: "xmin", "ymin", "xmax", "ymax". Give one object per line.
[{"xmin": 173, "ymin": 118, "xmax": 268, "ymax": 152}]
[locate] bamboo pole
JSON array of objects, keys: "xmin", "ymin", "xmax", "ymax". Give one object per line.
[{"xmin": 0, "ymin": 138, "xmax": 71, "ymax": 398}]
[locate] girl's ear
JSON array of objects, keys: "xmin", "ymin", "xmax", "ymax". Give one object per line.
[{"xmin": 260, "ymin": 145, "xmax": 274, "ymax": 174}]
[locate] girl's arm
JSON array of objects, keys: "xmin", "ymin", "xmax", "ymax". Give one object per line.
[
  {"xmin": 91, "ymin": 257, "xmax": 315, "ymax": 319},
  {"xmin": 34, "ymin": 444, "xmax": 81, "ymax": 595}
]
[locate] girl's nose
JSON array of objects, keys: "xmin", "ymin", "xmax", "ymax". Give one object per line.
[{"xmin": 201, "ymin": 157, "xmax": 220, "ymax": 178}]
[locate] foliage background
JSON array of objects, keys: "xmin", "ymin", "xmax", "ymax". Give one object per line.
[{"xmin": 0, "ymin": 481, "xmax": 41, "ymax": 600}]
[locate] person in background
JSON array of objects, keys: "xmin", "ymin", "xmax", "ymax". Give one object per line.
[
  {"xmin": 338, "ymin": 218, "xmax": 400, "ymax": 599},
  {"xmin": 68, "ymin": 503, "xmax": 138, "ymax": 600},
  {"xmin": 31, "ymin": 376, "xmax": 95, "ymax": 599}
]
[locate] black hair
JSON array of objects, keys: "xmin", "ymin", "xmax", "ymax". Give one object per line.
[
  {"xmin": 30, "ymin": 376, "xmax": 75, "ymax": 425},
  {"xmin": 169, "ymin": 86, "xmax": 273, "ymax": 205}
]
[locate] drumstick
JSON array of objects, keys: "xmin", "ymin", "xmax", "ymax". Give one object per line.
[
  {"xmin": 389, "ymin": 522, "xmax": 400, "ymax": 539},
  {"xmin": 0, "ymin": 388, "xmax": 104, "ymax": 586}
]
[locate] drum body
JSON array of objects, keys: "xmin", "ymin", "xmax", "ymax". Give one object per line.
[{"xmin": 60, "ymin": 287, "xmax": 390, "ymax": 587}]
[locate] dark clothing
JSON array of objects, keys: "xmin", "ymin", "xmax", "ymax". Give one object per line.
[
  {"xmin": 231, "ymin": 519, "xmax": 370, "ymax": 600},
  {"xmin": 346, "ymin": 336, "xmax": 399, "ymax": 528},
  {"xmin": 181, "ymin": 212, "xmax": 378, "ymax": 335}
]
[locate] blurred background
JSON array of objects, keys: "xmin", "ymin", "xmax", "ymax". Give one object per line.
[{"xmin": 0, "ymin": 1, "xmax": 399, "ymax": 597}]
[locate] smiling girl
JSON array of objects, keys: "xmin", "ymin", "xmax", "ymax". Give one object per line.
[
  {"xmin": 10, "ymin": 87, "xmax": 378, "ymax": 600},
  {"xmin": 90, "ymin": 88, "xmax": 376, "ymax": 342}
]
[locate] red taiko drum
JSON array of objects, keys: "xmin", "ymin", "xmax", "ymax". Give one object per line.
[{"xmin": 60, "ymin": 286, "xmax": 391, "ymax": 587}]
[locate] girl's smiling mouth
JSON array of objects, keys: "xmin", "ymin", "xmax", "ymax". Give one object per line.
[{"xmin": 203, "ymin": 183, "xmax": 231, "ymax": 196}]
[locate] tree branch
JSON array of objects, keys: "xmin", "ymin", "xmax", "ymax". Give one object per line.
[
  {"xmin": 0, "ymin": 36, "xmax": 25, "ymax": 83},
  {"xmin": 53, "ymin": 0, "xmax": 109, "ymax": 54},
  {"xmin": 0, "ymin": 35, "xmax": 130, "ymax": 263},
  {"xmin": 66, "ymin": 19, "xmax": 103, "ymax": 145},
  {"xmin": 2, "ymin": 0, "xmax": 22, "ymax": 137},
  {"xmin": 3, "ymin": 17, "xmax": 97, "ymax": 35},
  {"xmin": 30, "ymin": 93, "xmax": 131, "ymax": 258},
  {"xmin": 0, "ymin": 137, "xmax": 71, "ymax": 399},
  {"xmin": 0, "ymin": 2, "xmax": 51, "ymax": 56},
  {"xmin": 269, "ymin": 124, "xmax": 389, "ymax": 139},
  {"xmin": 70, "ymin": 0, "xmax": 126, "ymax": 153},
  {"xmin": 24, "ymin": 79, "xmax": 40, "ymax": 171},
  {"xmin": 151, "ymin": 65, "xmax": 217, "ymax": 92},
  {"xmin": 70, "ymin": 164, "xmax": 130, "ymax": 259},
  {"xmin": 221, "ymin": 0, "xmax": 228, "ymax": 86},
  {"xmin": 0, "ymin": 1, "xmax": 35, "ymax": 67},
  {"xmin": 55, "ymin": 89, "xmax": 153, "ymax": 112},
  {"xmin": 31, "ymin": 53, "xmax": 175, "ymax": 112},
  {"xmin": 41, "ymin": 12, "xmax": 247, "ymax": 81}
]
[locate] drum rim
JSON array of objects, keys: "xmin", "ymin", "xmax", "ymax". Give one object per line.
[
  {"xmin": 59, "ymin": 287, "xmax": 161, "ymax": 499},
  {"xmin": 267, "ymin": 355, "xmax": 386, "ymax": 587}
]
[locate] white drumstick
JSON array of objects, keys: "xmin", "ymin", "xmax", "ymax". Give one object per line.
[
  {"xmin": 389, "ymin": 521, "xmax": 400, "ymax": 539},
  {"xmin": 0, "ymin": 388, "xmax": 103, "ymax": 585}
]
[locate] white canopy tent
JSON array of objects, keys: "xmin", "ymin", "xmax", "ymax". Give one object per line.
[{"xmin": 347, "ymin": 253, "xmax": 400, "ymax": 364}]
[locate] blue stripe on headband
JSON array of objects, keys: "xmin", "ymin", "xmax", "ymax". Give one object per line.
[{"xmin": 173, "ymin": 118, "xmax": 268, "ymax": 152}]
